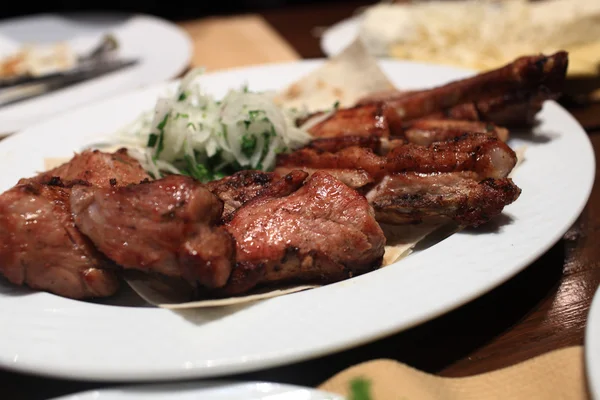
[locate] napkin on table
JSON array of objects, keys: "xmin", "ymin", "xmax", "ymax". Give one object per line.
[{"xmin": 319, "ymin": 346, "xmax": 589, "ymax": 399}]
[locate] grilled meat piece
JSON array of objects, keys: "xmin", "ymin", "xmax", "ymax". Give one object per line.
[
  {"xmin": 277, "ymin": 133, "xmax": 517, "ymax": 181},
  {"xmin": 366, "ymin": 173, "xmax": 521, "ymax": 227},
  {"xmin": 71, "ymin": 175, "xmax": 234, "ymax": 289},
  {"xmin": 364, "ymin": 52, "xmax": 568, "ymax": 121},
  {"xmin": 217, "ymin": 171, "xmax": 386, "ymax": 295},
  {"xmin": 402, "ymin": 119, "xmax": 509, "ymax": 145},
  {"xmin": 32, "ymin": 148, "xmax": 150, "ymax": 187},
  {"xmin": 274, "ymin": 166, "xmax": 373, "ymax": 189},
  {"xmin": 299, "ymin": 103, "xmax": 402, "ymax": 138},
  {"xmin": 421, "ymin": 89, "xmax": 553, "ymax": 128},
  {"xmin": 0, "ymin": 148, "xmax": 150, "ymax": 299},
  {"xmin": 205, "ymin": 170, "xmax": 280, "ymax": 222},
  {"xmin": 0, "ymin": 180, "xmax": 119, "ymax": 299}
]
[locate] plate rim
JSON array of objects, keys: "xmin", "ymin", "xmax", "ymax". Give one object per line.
[
  {"xmin": 0, "ymin": 59, "xmax": 595, "ymax": 382},
  {"xmin": 585, "ymin": 286, "xmax": 600, "ymax": 400}
]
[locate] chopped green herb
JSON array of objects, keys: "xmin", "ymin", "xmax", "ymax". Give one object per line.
[
  {"xmin": 275, "ymin": 146, "xmax": 288, "ymax": 154},
  {"xmin": 147, "ymin": 133, "xmax": 158, "ymax": 147},
  {"xmin": 178, "ymin": 92, "xmax": 188, "ymax": 101},
  {"xmin": 248, "ymin": 110, "xmax": 262, "ymax": 120},
  {"xmin": 349, "ymin": 378, "xmax": 372, "ymax": 400},
  {"xmin": 175, "ymin": 113, "xmax": 189, "ymax": 120},
  {"xmin": 154, "ymin": 114, "xmax": 170, "ymax": 159},
  {"xmin": 333, "ymin": 100, "xmax": 340, "ymax": 110},
  {"xmin": 183, "ymin": 155, "xmax": 211, "ymax": 183},
  {"xmin": 186, "ymin": 122, "xmax": 196, "ymax": 130},
  {"xmin": 241, "ymin": 134, "xmax": 257, "ymax": 158}
]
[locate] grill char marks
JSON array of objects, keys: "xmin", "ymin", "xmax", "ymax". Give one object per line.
[
  {"xmin": 217, "ymin": 172, "xmax": 386, "ymax": 296},
  {"xmin": 71, "ymin": 175, "xmax": 235, "ymax": 289},
  {"xmin": 0, "ymin": 148, "xmax": 151, "ymax": 299}
]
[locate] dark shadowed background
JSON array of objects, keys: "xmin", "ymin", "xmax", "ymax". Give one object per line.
[{"xmin": 1, "ymin": 1, "xmax": 356, "ymax": 20}]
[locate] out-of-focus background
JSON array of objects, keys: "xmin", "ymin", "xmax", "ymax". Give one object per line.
[{"xmin": 0, "ymin": 0, "xmax": 362, "ymax": 20}]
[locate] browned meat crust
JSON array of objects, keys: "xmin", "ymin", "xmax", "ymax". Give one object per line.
[
  {"xmin": 300, "ymin": 103, "xmax": 392, "ymax": 138},
  {"xmin": 402, "ymin": 119, "xmax": 509, "ymax": 145},
  {"xmin": 0, "ymin": 148, "xmax": 152, "ymax": 299},
  {"xmin": 361, "ymin": 52, "xmax": 568, "ymax": 121},
  {"xmin": 205, "ymin": 170, "xmax": 280, "ymax": 222},
  {"xmin": 71, "ymin": 175, "xmax": 234, "ymax": 289},
  {"xmin": 0, "ymin": 180, "xmax": 119, "ymax": 299},
  {"xmin": 421, "ymin": 88, "xmax": 553, "ymax": 128},
  {"xmin": 215, "ymin": 171, "xmax": 386, "ymax": 296},
  {"xmin": 365, "ymin": 172, "xmax": 521, "ymax": 227},
  {"xmin": 31, "ymin": 148, "xmax": 150, "ymax": 187},
  {"xmin": 278, "ymin": 133, "xmax": 517, "ymax": 181}
]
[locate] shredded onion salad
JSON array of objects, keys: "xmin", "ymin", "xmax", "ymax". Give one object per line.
[{"xmin": 110, "ymin": 68, "xmax": 313, "ymax": 182}]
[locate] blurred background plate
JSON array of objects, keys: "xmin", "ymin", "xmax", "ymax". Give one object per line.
[
  {"xmin": 320, "ymin": 16, "xmax": 361, "ymax": 58},
  {"xmin": 0, "ymin": 13, "xmax": 192, "ymax": 134}
]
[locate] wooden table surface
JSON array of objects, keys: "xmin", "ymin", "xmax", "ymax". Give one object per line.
[{"xmin": 2, "ymin": 2, "xmax": 600, "ymax": 399}]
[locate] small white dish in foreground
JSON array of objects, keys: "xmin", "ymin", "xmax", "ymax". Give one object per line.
[
  {"xmin": 586, "ymin": 285, "xmax": 600, "ymax": 400},
  {"xmin": 49, "ymin": 381, "xmax": 343, "ymax": 400},
  {"xmin": 0, "ymin": 13, "xmax": 192, "ymax": 134}
]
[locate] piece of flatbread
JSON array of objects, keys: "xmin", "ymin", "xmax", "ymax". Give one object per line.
[{"xmin": 274, "ymin": 38, "xmax": 396, "ymax": 112}]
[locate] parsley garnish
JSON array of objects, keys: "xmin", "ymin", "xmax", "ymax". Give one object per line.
[
  {"xmin": 178, "ymin": 92, "xmax": 188, "ymax": 101},
  {"xmin": 147, "ymin": 133, "xmax": 158, "ymax": 147},
  {"xmin": 183, "ymin": 155, "xmax": 211, "ymax": 182},
  {"xmin": 241, "ymin": 134, "xmax": 257, "ymax": 158},
  {"xmin": 349, "ymin": 378, "xmax": 372, "ymax": 400},
  {"xmin": 154, "ymin": 114, "xmax": 169, "ymax": 159}
]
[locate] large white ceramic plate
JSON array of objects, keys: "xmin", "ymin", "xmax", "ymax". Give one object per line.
[
  {"xmin": 0, "ymin": 13, "xmax": 192, "ymax": 134},
  {"xmin": 320, "ymin": 16, "xmax": 362, "ymax": 57},
  {"xmin": 50, "ymin": 381, "xmax": 342, "ymax": 400},
  {"xmin": 586, "ymin": 285, "xmax": 600, "ymax": 399},
  {"xmin": 0, "ymin": 60, "xmax": 594, "ymax": 382}
]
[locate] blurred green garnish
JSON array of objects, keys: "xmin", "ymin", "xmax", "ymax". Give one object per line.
[{"xmin": 349, "ymin": 378, "xmax": 372, "ymax": 400}]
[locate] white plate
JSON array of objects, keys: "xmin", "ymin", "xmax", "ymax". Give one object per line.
[
  {"xmin": 320, "ymin": 16, "xmax": 362, "ymax": 58},
  {"xmin": 0, "ymin": 13, "xmax": 192, "ymax": 134},
  {"xmin": 49, "ymin": 381, "xmax": 343, "ymax": 400},
  {"xmin": 0, "ymin": 60, "xmax": 594, "ymax": 382},
  {"xmin": 586, "ymin": 285, "xmax": 600, "ymax": 399}
]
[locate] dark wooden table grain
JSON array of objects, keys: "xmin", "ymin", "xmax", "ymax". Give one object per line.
[{"xmin": 2, "ymin": 2, "xmax": 600, "ymax": 399}]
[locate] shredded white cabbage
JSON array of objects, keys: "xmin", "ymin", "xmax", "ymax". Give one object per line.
[{"xmin": 109, "ymin": 68, "xmax": 312, "ymax": 182}]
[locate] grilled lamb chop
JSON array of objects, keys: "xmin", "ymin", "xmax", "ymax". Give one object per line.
[
  {"xmin": 217, "ymin": 171, "xmax": 386, "ymax": 295},
  {"xmin": 418, "ymin": 88, "xmax": 553, "ymax": 128},
  {"xmin": 277, "ymin": 133, "xmax": 517, "ymax": 182},
  {"xmin": 276, "ymin": 133, "xmax": 520, "ymax": 226},
  {"xmin": 299, "ymin": 53, "xmax": 567, "ymax": 140},
  {"xmin": 0, "ymin": 149, "xmax": 150, "ymax": 299},
  {"xmin": 365, "ymin": 172, "xmax": 521, "ymax": 227},
  {"xmin": 0, "ymin": 181, "xmax": 119, "ymax": 299},
  {"xmin": 71, "ymin": 175, "xmax": 234, "ymax": 289},
  {"xmin": 359, "ymin": 52, "xmax": 568, "ymax": 121}
]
